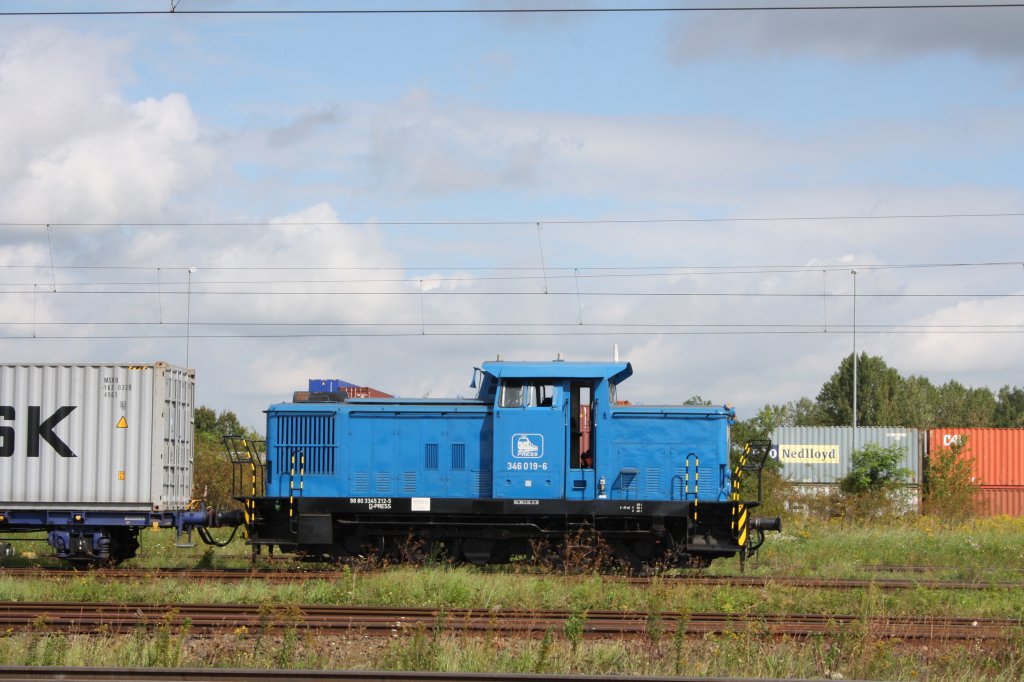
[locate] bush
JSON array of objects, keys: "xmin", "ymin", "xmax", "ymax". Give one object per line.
[
  {"xmin": 837, "ymin": 443, "xmax": 911, "ymax": 520},
  {"xmin": 839, "ymin": 443, "xmax": 911, "ymax": 496},
  {"xmin": 924, "ymin": 436, "xmax": 978, "ymax": 520}
]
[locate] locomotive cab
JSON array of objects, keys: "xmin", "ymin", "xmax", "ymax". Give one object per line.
[{"xmin": 483, "ymin": 361, "xmax": 630, "ymax": 503}]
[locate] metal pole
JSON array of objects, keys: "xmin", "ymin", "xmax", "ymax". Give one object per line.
[
  {"xmin": 186, "ymin": 267, "xmax": 197, "ymax": 369},
  {"xmin": 851, "ymin": 269, "xmax": 858, "ymax": 432}
]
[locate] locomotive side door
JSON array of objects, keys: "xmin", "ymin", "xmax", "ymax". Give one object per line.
[
  {"xmin": 492, "ymin": 379, "xmax": 564, "ymax": 500},
  {"xmin": 565, "ymin": 381, "xmax": 598, "ymax": 500}
]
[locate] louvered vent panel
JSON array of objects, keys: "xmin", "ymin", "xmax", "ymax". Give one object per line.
[
  {"xmin": 376, "ymin": 472, "xmax": 392, "ymax": 493},
  {"xmin": 353, "ymin": 472, "xmax": 369, "ymax": 493},
  {"xmin": 451, "ymin": 443, "xmax": 466, "ymax": 471},
  {"xmin": 402, "ymin": 471, "xmax": 417, "ymax": 493},
  {"xmin": 646, "ymin": 468, "xmax": 661, "ymax": 498},
  {"xmin": 274, "ymin": 413, "xmax": 336, "ymax": 476},
  {"xmin": 424, "ymin": 443, "xmax": 439, "ymax": 470}
]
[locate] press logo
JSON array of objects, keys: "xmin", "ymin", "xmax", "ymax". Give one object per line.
[{"xmin": 512, "ymin": 433, "xmax": 544, "ymax": 459}]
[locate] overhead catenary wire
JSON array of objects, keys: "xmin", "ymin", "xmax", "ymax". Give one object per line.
[
  {"xmin": 0, "ymin": 288, "xmax": 1020, "ymax": 297},
  {"xmin": 0, "ymin": 328, "xmax": 1020, "ymax": 340},
  {"xmin": 0, "ymin": 261, "xmax": 1022, "ymax": 277},
  {"xmin": 4, "ymin": 3, "xmax": 1024, "ymax": 16},
  {"xmin": 3, "ymin": 211, "xmax": 1024, "ymax": 227},
  {"xmin": 2, "ymin": 321, "xmax": 1020, "ymax": 331}
]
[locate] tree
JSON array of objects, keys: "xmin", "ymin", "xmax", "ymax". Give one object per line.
[
  {"xmin": 194, "ymin": 405, "xmax": 218, "ymax": 434},
  {"xmin": 933, "ymin": 381, "xmax": 996, "ymax": 427},
  {"xmin": 194, "ymin": 406, "xmax": 249, "ymax": 438},
  {"xmin": 815, "ymin": 353, "xmax": 905, "ymax": 426},
  {"xmin": 192, "ymin": 406, "xmax": 259, "ymax": 511},
  {"xmin": 894, "ymin": 375, "xmax": 939, "ymax": 428},
  {"xmin": 994, "ymin": 385, "xmax": 1024, "ymax": 427}
]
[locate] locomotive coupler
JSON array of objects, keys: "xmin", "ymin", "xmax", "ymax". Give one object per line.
[
  {"xmin": 747, "ymin": 515, "xmax": 782, "ymax": 553},
  {"xmin": 174, "ymin": 507, "xmax": 245, "ymax": 548}
]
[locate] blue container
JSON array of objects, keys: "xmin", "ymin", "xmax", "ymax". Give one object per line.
[{"xmin": 308, "ymin": 379, "xmax": 358, "ymax": 393}]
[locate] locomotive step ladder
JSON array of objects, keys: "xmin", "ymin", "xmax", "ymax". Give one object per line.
[
  {"xmin": 731, "ymin": 439, "xmax": 777, "ymax": 568},
  {"xmin": 223, "ymin": 435, "xmax": 267, "ymax": 539}
]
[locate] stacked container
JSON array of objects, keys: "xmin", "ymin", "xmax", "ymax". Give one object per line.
[
  {"xmin": 307, "ymin": 379, "xmax": 392, "ymax": 398},
  {"xmin": 769, "ymin": 426, "xmax": 922, "ymax": 510},
  {"xmin": 926, "ymin": 428, "xmax": 1024, "ymax": 516}
]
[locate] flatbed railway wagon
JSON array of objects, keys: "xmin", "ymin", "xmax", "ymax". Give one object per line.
[
  {"xmin": 0, "ymin": 362, "xmax": 240, "ymax": 563},
  {"xmin": 237, "ymin": 357, "xmax": 780, "ymax": 570}
]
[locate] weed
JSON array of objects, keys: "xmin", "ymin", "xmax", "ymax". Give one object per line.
[
  {"xmin": 645, "ymin": 607, "xmax": 663, "ymax": 648},
  {"xmin": 271, "ymin": 603, "xmax": 304, "ymax": 668},
  {"xmin": 275, "ymin": 624, "xmax": 299, "ymax": 668},
  {"xmin": 195, "ymin": 548, "xmax": 216, "ymax": 569},
  {"xmin": 147, "ymin": 609, "xmax": 191, "ymax": 668},
  {"xmin": 534, "ymin": 626, "xmax": 554, "ymax": 673},
  {"xmin": 672, "ymin": 609, "xmax": 688, "ymax": 676},
  {"xmin": 564, "ymin": 608, "xmax": 587, "ymax": 655}
]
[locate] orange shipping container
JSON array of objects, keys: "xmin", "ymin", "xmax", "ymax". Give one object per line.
[
  {"xmin": 974, "ymin": 486, "xmax": 1024, "ymax": 516},
  {"xmin": 928, "ymin": 428, "xmax": 1024, "ymax": 487}
]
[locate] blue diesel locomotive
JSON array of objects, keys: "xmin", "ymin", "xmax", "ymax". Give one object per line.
[{"xmin": 236, "ymin": 357, "xmax": 780, "ymax": 570}]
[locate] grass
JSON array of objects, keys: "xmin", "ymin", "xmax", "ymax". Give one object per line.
[
  {"xmin": 746, "ymin": 514, "xmax": 1024, "ymax": 581},
  {"xmin": 2, "ymin": 564, "xmax": 1023, "ymax": 619},
  {"xmin": 3, "ymin": 624, "xmax": 1024, "ymax": 680}
]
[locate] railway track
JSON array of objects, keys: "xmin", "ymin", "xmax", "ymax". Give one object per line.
[
  {"xmin": 1, "ymin": 601, "xmax": 1019, "ymax": 641},
  {"xmin": 0, "ymin": 667, "xmax": 823, "ymax": 682},
  {"xmin": 2, "ymin": 566, "xmax": 1020, "ymax": 591}
]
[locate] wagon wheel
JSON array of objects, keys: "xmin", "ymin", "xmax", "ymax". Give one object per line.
[{"xmin": 107, "ymin": 528, "xmax": 141, "ymax": 565}]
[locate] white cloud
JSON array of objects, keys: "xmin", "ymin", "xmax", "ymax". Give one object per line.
[
  {"xmin": 885, "ymin": 294, "xmax": 1024, "ymax": 377},
  {"xmin": 0, "ymin": 28, "xmax": 214, "ymax": 224},
  {"xmin": 241, "ymin": 92, "xmax": 1020, "ymax": 216}
]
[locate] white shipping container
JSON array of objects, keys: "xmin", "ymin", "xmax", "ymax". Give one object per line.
[{"xmin": 0, "ymin": 362, "xmax": 194, "ymax": 512}]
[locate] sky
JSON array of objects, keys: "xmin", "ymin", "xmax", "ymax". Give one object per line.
[{"xmin": 0, "ymin": 0, "xmax": 1023, "ymax": 431}]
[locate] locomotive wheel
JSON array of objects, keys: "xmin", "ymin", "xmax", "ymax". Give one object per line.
[
  {"xmin": 391, "ymin": 534, "xmax": 430, "ymax": 564},
  {"xmin": 340, "ymin": 534, "xmax": 385, "ymax": 564},
  {"xmin": 461, "ymin": 538, "xmax": 494, "ymax": 565},
  {"xmin": 441, "ymin": 538, "xmax": 462, "ymax": 564},
  {"xmin": 561, "ymin": 527, "xmax": 613, "ymax": 573},
  {"xmin": 529, "ymin": 539, "xmax": 564, "ymax": 571},
  {"xmin": 610, "ymin": 540, "xmax": 644, "ymax": 575}
]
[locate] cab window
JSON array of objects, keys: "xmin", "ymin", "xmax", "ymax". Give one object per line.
[
  {"xmin": 500, "ymin": 381, "xmax": 526, "ymax": 407},
  {"xmin": 500, "ymin": 381, "xmax": 555, "ymax": 408}
]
